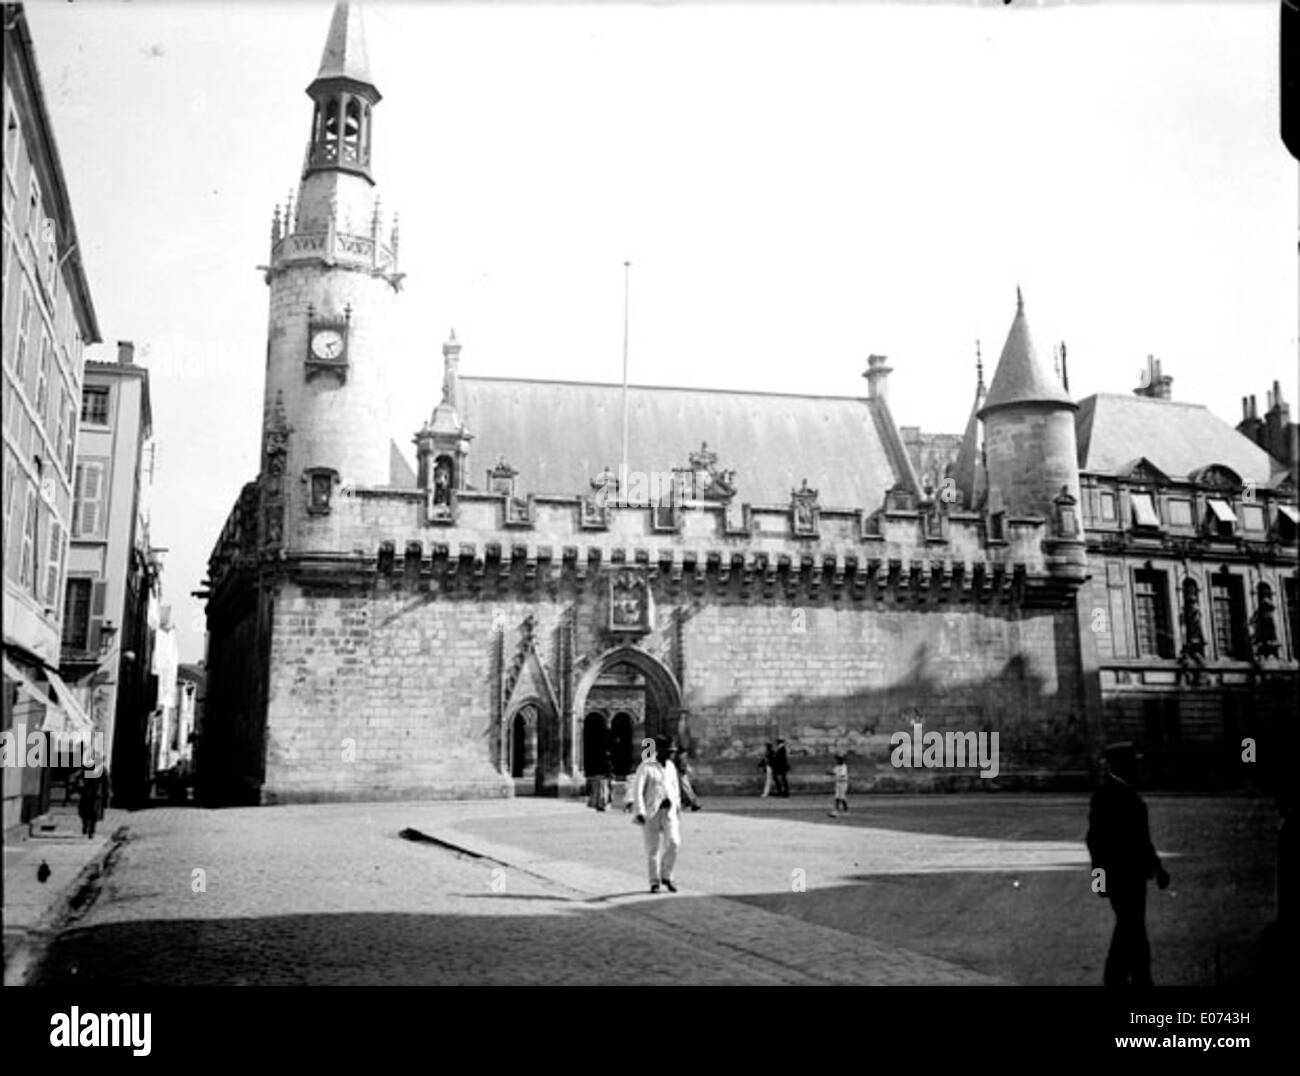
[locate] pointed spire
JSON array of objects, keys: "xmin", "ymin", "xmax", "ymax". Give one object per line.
[
  {"xmin": 978, "ymin": 288, "xmax": 1075, "ymax": 417},
  {"xmin": 312, "ymin": 2, "xmax": 378, "ymax": 95},
  {"xmin": 953, "ymin": 345, "xmax": 989, "ymax": 508}
]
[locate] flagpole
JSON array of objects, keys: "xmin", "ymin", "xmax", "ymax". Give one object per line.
[{"xmin": 621, "ymin": 260, "xmax": 630, "ymax": 493}]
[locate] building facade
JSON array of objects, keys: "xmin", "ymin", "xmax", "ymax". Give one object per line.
[
  {"xmin": 199, "ymin": 4, "xmax": 1296, "ymax": 807},
  {"xmin": 198, "ymin": 3, "xmax": 1106, "ymax": 805},
  {"xmin": 60, "ymin": 343, "xmax": 161, "ymax": 808},
  {"xmin": 2, "ymin": 3, "xmax": 102, "ymax": 832}
]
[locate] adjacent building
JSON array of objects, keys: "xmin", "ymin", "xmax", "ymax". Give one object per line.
[
  {"xmin": 2, "ymin": 3, "xmax": 102, "ymax": 832},
  {"xmin": 60, "ymin": 342, "xmax": 162, "ymax": 808}
]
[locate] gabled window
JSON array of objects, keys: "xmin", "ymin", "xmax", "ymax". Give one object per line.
[
  {"xmin": 1130, "ymin": 491, "xmax": 1160, "ymax": 529},
  {"xmin": 1166, "ymin": 498, "xmax": 1193, "ymax": 527},
  {"xmin": 1205, "ymin": 498, "xmax": 1236, "ymax": 538}
]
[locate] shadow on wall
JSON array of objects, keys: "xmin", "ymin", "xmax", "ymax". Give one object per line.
[{"xmin": 690, "ymin": 640, "xmax": 1092, "ymax": 795}]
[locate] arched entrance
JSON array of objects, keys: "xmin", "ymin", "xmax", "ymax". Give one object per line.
[
  {"xmin": 506, "ymin": 697, "xmax": 562, "ymax": 795},
  {"xmin": 572, "ymin": 646, "xmax": 683, "ymax": 781},
  {"xmin": 509, "ymin": 704, "xmax": 537, "ymax": 779},
  {"xmin": 583, "ymin": 713, "xmax": 609, "ymax": 776}
]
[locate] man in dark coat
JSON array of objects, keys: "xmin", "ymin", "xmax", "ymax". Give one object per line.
[
  {"xmin": 772, "ymin": 739, "xmax": 791, "ymax": 798},
  {"xmin": 1086, "ymin": 743, "xmax": 1170, "ymax": 986}
]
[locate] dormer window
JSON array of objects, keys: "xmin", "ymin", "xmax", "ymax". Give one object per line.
[
  {"xmin": 1130, "ymin": 491, "xmax": 1160, "ymax": 530},
  {"xmin": 1205, "ymin": 498, "xmax": 1236, "ymax": 538},
  {"xmin": 1276, "ymin": 505, "xmax": 1299, "ymax": 543},
  {"xmin": 1240, "ymin": 505, "xmax": 1265, "ymax": 533}
]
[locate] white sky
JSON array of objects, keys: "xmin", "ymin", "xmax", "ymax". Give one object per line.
[{"xmin": 24, "ymin": 0, "xmax": 1299, "ymax": 664}]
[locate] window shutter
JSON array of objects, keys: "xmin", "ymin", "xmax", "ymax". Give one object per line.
[
  {"xmin": 72, "ymin": 464, "xmax": 83, "ymax": 536},
  {"xmin": 88, "ymin": 580, "xmax": 108, "ymax": 653}
]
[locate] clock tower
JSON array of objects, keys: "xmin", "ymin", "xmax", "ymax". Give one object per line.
[{"xmin": 258, "ymin": 1, "xmax": 402, "ymax": 552}]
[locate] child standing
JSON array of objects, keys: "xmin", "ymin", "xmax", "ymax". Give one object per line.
[{"xmin": 828, "ymin": 754, "xmax": 849, "ymax": 817}]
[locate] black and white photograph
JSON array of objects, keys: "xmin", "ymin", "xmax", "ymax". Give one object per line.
[{"xmin": 2, "ymin": 0, "xmax": 1296, "ymax": 1047}]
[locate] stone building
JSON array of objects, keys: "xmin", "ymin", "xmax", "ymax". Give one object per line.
[
  {"xmin": 198, "ymin": 3, "xmax": 1295, "ymax": 806},
  {"xmin": 2, "ymin": 3, "xmax": 102, "ymax": 832}
]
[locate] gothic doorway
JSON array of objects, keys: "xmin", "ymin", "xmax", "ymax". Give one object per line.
[
  {"xmin": 509, "ymin": 705, "xmax": 537, "ymax": 779},
  {"xmin": 583, "ymin": 713, "xmax": 609, "ymax": 777},
  {"xmin": 572, "ymin": 646, "xmax": 683, "ymax": 781}
]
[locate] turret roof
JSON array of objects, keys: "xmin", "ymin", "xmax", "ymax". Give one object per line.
[
  {"xmin": 312, "ymin": 2, "xmax": 377, "ymax": 94},
  {"xmin": 979, "ymin": 289, "xmax": 1075, "ymax": 416}
]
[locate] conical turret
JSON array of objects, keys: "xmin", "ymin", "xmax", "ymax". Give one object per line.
[{"xmin": 978, "ymin": 289, "xmax": 1080, "ymax": 521}]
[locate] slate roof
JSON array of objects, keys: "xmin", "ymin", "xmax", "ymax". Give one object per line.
[
  {"xmin": 456, "ymin": 377, "xmax": 908, "ymax": 508},
  {"xmin": 313, "ymin": 2, "xmax": 377, "ymax": 92},
  {"xmin": 979, "ymin": 291, "xmax": 1074, "ymax": 415},
  {"xmin": 1075, "ymin": 393, "xmax": 1281, "ymax": 485}
]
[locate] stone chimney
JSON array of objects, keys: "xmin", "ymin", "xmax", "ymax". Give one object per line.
[
  {"xmin": 1237, "ymin": 394, "xmax": 1266, "ymax": 446},
  {"xmin": 117, "ymin": 340, "xmax": 135, "ymax": 366},
  {"xmin": 1134, "ymin": 354, "xmax": 1172, "ymax": 400},
  {"xmin": 863, "ymin": 354, "xmax": 893, "ymax": 401},
  {"xmin": 1264, "ymin": 380, "xmax": 1294, "ymax": 463}
]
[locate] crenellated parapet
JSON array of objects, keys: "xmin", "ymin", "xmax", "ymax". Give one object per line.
[{"xmin": 276, "ymin": 479, "xmax": 1087, "ymax": 608}]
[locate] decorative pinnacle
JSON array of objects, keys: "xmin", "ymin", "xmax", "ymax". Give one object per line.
[
  {"xmin": 1016, "ymin": 285, "xmax": 1024, "ymax": 314},
  {"xmin": 975, "ymin": 339, "xmax": 984, "ymax": 392}
]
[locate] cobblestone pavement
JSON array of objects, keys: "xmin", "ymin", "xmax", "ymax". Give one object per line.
[
  {"xmin": 30, "ymin": 799, "xmax": 994, "ymax": 985},
  {"xmin": 29, "ymin": 794, "xmax": 1275, "ymax": 986}
]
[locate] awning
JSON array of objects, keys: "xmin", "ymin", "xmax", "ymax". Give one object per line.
[
  {"xmin": 1, "ymin": 656, "xmax": 96, "ymax": 750},
  {"xmin": 1207, "ymin": 499, "xmax": 1237, "ymax": 525},
  {"xmin": 1130, "ymin": 493, "xmax": 1160, "ymax": 528},
  {"xmin": 1278, "ymin": 505, "xmax": 1299, "ymax": 525}
]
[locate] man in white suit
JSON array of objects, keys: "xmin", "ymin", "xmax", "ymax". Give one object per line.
[{"xmin": 633, "ymin": 735, "xmax": 682, "ymax": 894}]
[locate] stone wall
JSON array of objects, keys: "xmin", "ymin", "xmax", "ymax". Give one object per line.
[{"xmin": 250, "ymin": 565, "xmax": 1092, "ymax": 803}]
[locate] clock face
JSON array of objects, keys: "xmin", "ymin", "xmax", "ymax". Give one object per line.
[{"xmin": 310, "ymin": 328, "xmax": 345, "ymax": 361}]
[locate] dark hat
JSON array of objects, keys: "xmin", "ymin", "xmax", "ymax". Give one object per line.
[{"xmin": 1103, "ymin": 741, "xmax": 1143, "ymax": 763}]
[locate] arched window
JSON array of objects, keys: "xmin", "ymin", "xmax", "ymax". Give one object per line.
[
  {"xmin": 343, "ymin": 98, "xmax": 361, "ymax": 162},
  {"xmin": 322, "ymin": 97, "xmax": 341, "ymax": 161}
]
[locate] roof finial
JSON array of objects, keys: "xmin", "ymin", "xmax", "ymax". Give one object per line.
[
  {"xmin": 975, "ymin": 339, "xmax": 984, "ymax": 393},
  {"xmin": 1016, "ymin": 285, "xmax": 1024, "ymax": 314}
]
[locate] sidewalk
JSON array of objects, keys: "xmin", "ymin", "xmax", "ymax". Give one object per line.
[{"xmin": 3, "ymin": 807, "xmax": 128, "ymax": 985}]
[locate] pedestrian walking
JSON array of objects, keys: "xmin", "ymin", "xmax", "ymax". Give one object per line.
[
  {"xmin": 759, "ymin": 743, "xmax": 775, "ymax": 797},
  {"xmin": 78, "ymin": 767, "xmax": 104, "ymax": 839},
  {"xmin": 675, "ymin": 746, "xmax": 702, "ymax": 812},
  {"xmin": 596, "ymin": 748, "xmax": 612, "ymax": 812},
  {"xmin": 827, "ymin": 754, "xmax": 849, "ymax": 816},
  {"xmin": 772, "ymin": 738, "xmax": 791, "ymax": 797},
  {"xmin": 1086, "ymin": 742, "xmax": 1170, "ymax": 987},
  {"xmin": 633, "ymin": 735, "xmax": 682, "ymax": 893}
]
